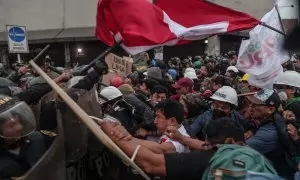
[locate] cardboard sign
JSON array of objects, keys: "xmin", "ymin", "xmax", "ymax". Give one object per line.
[
  {"xmin": 105, "ymin": 53, "xmax": 133, "ymax": 75},
  {"xmin": 102, "ymin": 53, "xmax": 133, "ymax": 85}
]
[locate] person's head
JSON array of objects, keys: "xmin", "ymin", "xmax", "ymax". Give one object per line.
[
  {"xmin": 150, "ymin": 85, "xmax": 168, "ymax": 105},
  {"xmin": 0, "ymin": 96, "xmax": 36, "ymax": 146},
  {"xmin": 180, "ymin": 94, "xmax": 206, "ymax": 118},
  {"xmin": 167, "ymin": 69, "xmax": 177, "ymax": 81},
  {"xmin": 110, "ymin": 76, "xmax": 124, "ymax": 88},
  {"xmin": 125, "ymin": 72, "xmax": 140, "ymax": 87},
  {"xmin": 97, "ymin": 86, "xmax": 123, "ymax": 113},
  {"xmin": 139, "ymin": 79, "xmax": 158, "ymax": 95},
  {"xmin": 246, "ymin": 89, "xmax": 281, "ymax": 120},
  {"xmin": 184, "ymin": 72, "xmax": 198, "ymax": 81},
  {"xmin": 211, "ymin": 75, "xmax": 226, "ymax": 93},
  {"xmin": 274, "ymin": 71, "xmax": 300, "ymax": 101},
  {"xmin": 197, "ymin": 66, "xmax": 208, "ymax": 78},
  {"xmin": 144, "ymin": 67, "xmax": 162, "ymax": 80},
  {"xmin": 172, "ymin": 77, "xmax": 193, "ymax": 96},
  {"xmin": 204, "ymin": 117, "xmax": 245, "ymax": 145},
  {"xmin": 238, "ymin": 96, "xmax": 253, "ymax": 119},
  {"xmin": 225, "ymin": 66, "xmax": 239, "ymax": 78},
  {"xmin": 238, "ymin": 73, "xmax": 250, "ymax": 93},
  {"xmin": 154, "ymin": 100, "xmax": 184, "ymax": 132},
  {"xmin": 210, "ymin": 86, "xmax": 238, "ymax": 118},
  {"xmin": 193, "ymin": 60, "xmax": 201, "ymax": 69},
  {"xmin": 200, "ymin": 78, "xmax": 212, "ymax": 92}
]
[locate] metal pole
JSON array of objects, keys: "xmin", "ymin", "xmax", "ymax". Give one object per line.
[
  {"xmin": 79, "ymin": 42, "xmax": 121, "ymax": 75},
  {"xmin": 259, "ymin": 22, "xmax": 287, "ymax": 36},
  {"xmin": 17, "ymin": 54, "xmax": 21, "ymax": 64},
  {"xmin": 274, "ymin": 2, "xmax": 295, "ymax": 69}
]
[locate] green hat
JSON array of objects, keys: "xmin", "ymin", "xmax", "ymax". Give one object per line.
[{"xmin": 193, "ymin": 61, "xmax": 201, "ymax": 69}]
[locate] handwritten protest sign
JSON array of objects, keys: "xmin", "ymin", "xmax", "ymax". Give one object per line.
[{"xmin": 102, "ymin": 53, "xmax": 133, "ymax": 85}]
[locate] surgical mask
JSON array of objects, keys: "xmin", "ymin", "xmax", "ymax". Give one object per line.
[
  {"xmin": 212, "ymin": 108, "xmax": 228, "ymax": 120},
  {"xmin": 278, "ymin": 91, "xmax": 288, "ymax": 102}
]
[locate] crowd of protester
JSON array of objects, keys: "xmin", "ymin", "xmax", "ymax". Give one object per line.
[{"xmin": 0, "ymin": 51, "xmax": 299, "ymax": 180}]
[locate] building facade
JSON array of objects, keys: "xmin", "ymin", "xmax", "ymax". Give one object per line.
[{"xmin": 0, "ymin": 0, "xmax": 298, "ymax": 66}]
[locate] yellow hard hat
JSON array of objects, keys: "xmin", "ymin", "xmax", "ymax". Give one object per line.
[{"xmin": 240, "ymin": 73, "xmax": 249, "ymax": 82}]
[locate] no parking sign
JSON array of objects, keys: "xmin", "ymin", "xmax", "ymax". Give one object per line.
[{"xmin": 6, "ymin": 25, "xmax": 29, "ymax": 53}]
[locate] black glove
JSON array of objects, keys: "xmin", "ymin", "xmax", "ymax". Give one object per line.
[{"xmin": 94, "ymin": 60, "xmax": 109, "ymax": 75}]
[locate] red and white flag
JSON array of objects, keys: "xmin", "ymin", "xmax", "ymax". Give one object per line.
[{"xmin": 96, "ymin": 0, "xmax": 260, "ymax": 55}]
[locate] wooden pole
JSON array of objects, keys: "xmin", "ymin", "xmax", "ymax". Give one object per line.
[{"xmin": 29, "ymin": 60, "xmax": 150, "ymax": 180}]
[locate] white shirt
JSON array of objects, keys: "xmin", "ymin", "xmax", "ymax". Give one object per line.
[{"xmin": 159, "ymin": 125, "xmax": 190, "ymax": 153}]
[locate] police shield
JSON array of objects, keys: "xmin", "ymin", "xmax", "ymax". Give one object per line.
[
  {"xmin": 75, "ymin": 86, "xmax": 104, "ymax": 152},
  {"xmin": 62, "ymin": 89, "xmax": 88, "ymax": 163},
  {"xmin": 21, "ymin": 109, "xmax": 66, "ymax": 180}
]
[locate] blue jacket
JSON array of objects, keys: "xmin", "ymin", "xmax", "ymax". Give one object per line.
[
  {"xmin": 190, "ymin": 109, "xmax": 252, "ymax": 137},
  {"xmin": 246, "ymin": 113, "xmax": 296, "ymax": 179}
]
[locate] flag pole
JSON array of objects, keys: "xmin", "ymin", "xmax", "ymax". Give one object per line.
[
  {"xmin": 259, "ymin": 22, "xmax": 287, "ymax": 36},
  {"xmin": 273, "ymin": 2, "xmax": 296, "ymax": 70},
  {"xmin": 78, "ymin": 41, "xmax": 122, "ymax": 75},
  {"xmin": 274, "ymin": 3, "xmax": 287, "ymax": 35}
]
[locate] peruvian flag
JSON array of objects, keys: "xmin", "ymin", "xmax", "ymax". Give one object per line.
[{"xmin": 96, "ymin": 0, "xmax": 260, "ymax": 55}]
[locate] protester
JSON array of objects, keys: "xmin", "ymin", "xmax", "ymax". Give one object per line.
[
  {"xmin": 99, "ymin": 117, "xmax": 278, "ymax": 180},
  {"xmin": 104, "ymin": 100, "xmax": 191, "ymax": 154},
  {"xmin": 137, "ymin": 78, "xmax": 158, "ymax": 98},
  {"xmin": 191, "ymin": 86, "xmax": 253, "ymax": 139},
  {"xmin": 274, "ymin": 71, "xmax": 300, "ymax": 120},
  {"xmin": 150, "ymin": 85, "xmax": 168, "ymax": 106},
  {"xmin": 170, "ymin": 77, "xmax": 193, "ymax": 101},
  {"xmin": 246, "ymin": 89, "xmax": 298, "ymax": 179},
  {"xmin": 179, "ymin": 93, "xmax": 208, "ymax": 124}
]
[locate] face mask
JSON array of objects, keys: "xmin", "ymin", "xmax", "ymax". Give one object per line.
[
  {"xmin": 152, "ymin": 101, "xmax": 159, "ymax": 106},
  {"xmin": 278, "ymin": 91, "xmax": 288, "ymax": 102},
  {"xmin": 212, "ymin": 108, "xmax": 228, "ymax": 120}
]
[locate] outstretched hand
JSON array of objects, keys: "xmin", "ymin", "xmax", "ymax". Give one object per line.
[{"xmin": 98, "ymin": 121, "xmax": 132, "ymax": 141}]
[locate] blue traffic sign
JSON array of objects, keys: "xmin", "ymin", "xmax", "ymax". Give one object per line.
[{"xmin": 8, "ymin": 27, "xmax": 26, "ymax": 42}]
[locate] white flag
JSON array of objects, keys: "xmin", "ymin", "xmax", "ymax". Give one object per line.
[{"xmin": 236, "ymin": 7, "xmax": 289, "ymax": 89}]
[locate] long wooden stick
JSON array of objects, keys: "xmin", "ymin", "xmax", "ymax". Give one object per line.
[{"xmin": 29, "ymin": 60, "xmax": 151, "ymax": 180}]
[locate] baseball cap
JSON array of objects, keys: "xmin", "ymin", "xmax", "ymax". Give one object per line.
[
  {"xmin": 172, "ymin": 78, "xmax": 193, "ymax": 89},
  {"xmin": 246, "ymin": 89, "xmax": 281, "ymax": 108}
]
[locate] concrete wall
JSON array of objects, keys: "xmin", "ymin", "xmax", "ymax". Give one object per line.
[
  {"xmin": 0, "ymin": 0, "xmax": 297, "ymax": 42},
  {"xmin": 210, "ymin": 0, "xmax": 273, "ymax": 19},
  {"xmin": 0, "ymin": 0, "xmax": 98, "ymax": 42}
]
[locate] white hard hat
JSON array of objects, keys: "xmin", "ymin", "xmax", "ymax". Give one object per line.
[
  {"xmin": 98, "ymin": 86, "xmax": 123, "ymax": 104},
  {"xmin": 210, "ymin": 86, "xmax": 238, "ymax": 106},
  {"xmin": 274, "ymin": 71, "xmax": 300, "ymax": 88},
  {"xmin": 184, "ymin": 72, "xmax": 198, "ymax": 80},
  {"xmin": 226, "ymin": 66, "xmax": 239, "ymax": 73},
  {"xmin": 185, "ymin": 68, "xmax": 196, "ymax": 74}
]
